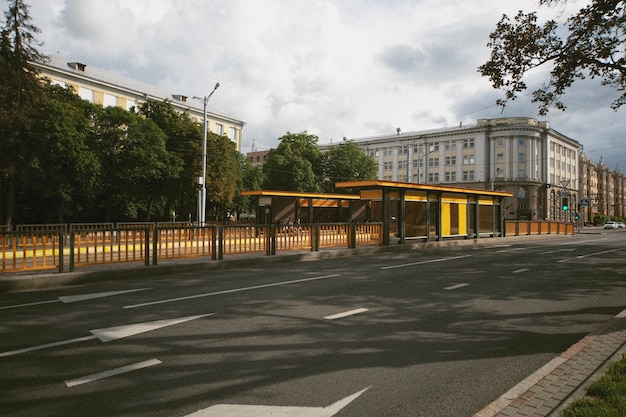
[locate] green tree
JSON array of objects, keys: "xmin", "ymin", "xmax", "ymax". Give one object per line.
[
  {"xmin": 0, "ymin": 0, "xmax": 48, "ymax": 225},
  {"xmin": 323, "ymin": 141, "xmax": 377, "ymax": 193},
  {"xmin": 139, "ymin": 99, "xmax": 201, "ymax": 221},
  {"xmin": 479, "ymin": 0, "xmax": 626, "ymax": 114},
  {"xmin": 205, "ymin": 132, "xmax": 241, "ymax": 221},
  {"xmin": 263, "ymin": 131, "xmax": 324, "ymax": 192},
  {"xmin": 16, "ymin": 84, "xmax": 100, "ymax": 223},
  {"xmin": 93, "ymin": 106, "xmax": 182, "ymax": 221},
  {"xmin": 232, "ymin": 153, "xmax": 264, "ymax": 219}
]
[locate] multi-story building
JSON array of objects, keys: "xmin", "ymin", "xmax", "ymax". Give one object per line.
[
  {"xmin": 579, "ymin": 156, "xmax": 626, "ymax": 223},
  {"xmin": 31, "ymin": 55, "xmax": 245, "ymax": 151},
  {"xmin": 321, "ymin": 117, "xmax": 584, "ymax": 221}
]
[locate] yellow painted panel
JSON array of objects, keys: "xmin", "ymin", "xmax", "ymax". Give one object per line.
[
  {"xmin": 458, "ymin": 205, "xmax": 467, "ymax": 234},
  {"xmin": 94, "ymin": 91, "xmax": 104, "ymax": 106},
  {"xmin": 442, "ymin": 195, "xmax": 468, "ymax": 204},
  {"xmin": 442, "ymin": 203, "xmax": 451, "ymax": 235},
  {"xmin": 405, "ymin": 193, "xmax": 427, "ymax": 202},
  {"xmin": 361, "ymin": 190, "xmax": 382, "ymax": 200},
  {"xmin": 479, "ymin": 197, "xmax": 495, "ymax": 205}
]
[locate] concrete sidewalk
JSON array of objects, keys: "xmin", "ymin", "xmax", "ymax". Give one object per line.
[{"xmin": 475, "ymin": 309, "xmax": 626, "ymax": 417}]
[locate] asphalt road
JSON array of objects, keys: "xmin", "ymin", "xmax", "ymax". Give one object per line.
[{"xmin": 1, "ymin": 229, "xmax": 625, "ymax": 417}]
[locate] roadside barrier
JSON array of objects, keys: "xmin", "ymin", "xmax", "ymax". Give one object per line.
[{"xmin": 0, "ymin": 222, "xmax": 384, "ymax": 274}]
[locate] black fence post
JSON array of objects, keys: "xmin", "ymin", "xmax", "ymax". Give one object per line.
[
  {"xmin": 145, "ymin": 227, "xmax": 151, "ymax": 266},
  {"xmin": 152, "ymin": 226, "xmax": 158, "ymax": 265},
  {"xmin": 349, "ymin": 223, "xmax": 356, "ymax": 249},
  {"xmin": 58, "ymin": 230, "xmax": 64, "ymax": 273},
  {"xmin": 218, "ymin": 226, "xmax": 224, "ymax": 260},
  {"xmin": 69, "ymin": 231, "xmax": 75, "ymax": 272}
]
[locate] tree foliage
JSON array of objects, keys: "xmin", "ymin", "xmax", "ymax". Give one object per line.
[
  {"xmin": 263, "ymin": 131, "xmax": 324, "ymax": 192},
  {"xmin": 322, "ymin": 141, "xmax": 378, "ymax": 193},
  {"xmin": 479, "ymin": 0, "xmax": 626, "ymax": 114},
  {"xmin": 138, "ymin": 99, "xmax": 201, "ymax": 220},
  {"xmin": 18, "ymin": 84, "xmax": 100, "ymax": 223},
  {"xmin": 0, "ymin": 0, "xmax": 48, "ymax": 224}
]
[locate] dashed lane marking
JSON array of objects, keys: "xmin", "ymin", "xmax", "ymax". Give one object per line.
[
  {"xmin": 325, "ymin": 308, "xmax": 369, "ymax": 320},
  {"xmin": 65, "ymin": 359, "xmax": 161, "ymax": 387}
]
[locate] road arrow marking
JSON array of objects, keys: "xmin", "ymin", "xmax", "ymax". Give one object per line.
[
  {"xmin": 183, "ymin": 386, "xmax": 370, "ymax": 417},
  {"xmin": 65, "ymin": 359, "xmax": 161, "ymax": 387},
  {"xmin": 0, "ymin": 288, "xmax": 152, "ymax": 310},
  {"xmin": 0, "ymin": 313, "xmax": 214, "ymax": 357},
  {"xmin": 325, "ymin": 308, "xmax": 369, "ymax": 320},
  {"xmin": 91, "ymin": 313, "xmax": 215, "ymax": 342}
]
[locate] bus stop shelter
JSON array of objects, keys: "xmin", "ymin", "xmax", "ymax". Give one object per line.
[
  {"xmin": 243, "ymin": 182, "xmax": 512, "ymax": 246},
  {"xmin": 336, "ymin": 180, "xmax": 512, "ymax": 245}
]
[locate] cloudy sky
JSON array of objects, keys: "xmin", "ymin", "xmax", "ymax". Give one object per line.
[{"xmin": 27, "ymin": 0, "xmax": 625, "ymax": 168}]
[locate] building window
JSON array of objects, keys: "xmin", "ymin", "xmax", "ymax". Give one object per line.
[
  {"xmin": 103, "ymin": 93, "xmax": 117, "ymax": 108},
  {"xmin": 463, "ymin": 154, "xmax": 475, "ymax": 165},
  {"xmin": 228, "ymin": 127, "xmax": 237, "ymax": 141},
  {"xmin": 463, "ymin": 170, "xmax": 475, "ymax": 181},
  {"xmin": 463, "ymin": 138, "xmax": 475, "ymax": 148},
  {"xmin": 445, "ymin": 156, "xmax": 456, "ymax": 165},
  {"xmin": 214, "ymin": 124, "xmax": 224, "ymax": 135},
  {"xmin": 497, "ymin": 138, "xmax": 504, "ymax": 147},
  {"xmin": 428, "ymin": 157, "xmax": 439, "ymax": 167},
  {"xmin": 519, "ymin": 152, "xmax": 525, "ymax": 163},
  {"xmin": 445, "ymin": 171, "xmax": 456, "ymax": 182},
  {"xmin": 78, "ymin": 87, "xmax": 94, "ymax": 102},
  {"xmin": 496, "ymin": 153, "xmax": 504, "ymax": 163},
  {"xmin": 518, "ymin": 168, "xmax": 526, "ymax": 178},
  {"xmin": 519, "ymin": 136, "xmax": 525, "ymax": 146},
  {"xmin": 429, "ymin": 172, "xmax": 439, "ymax": 182}
]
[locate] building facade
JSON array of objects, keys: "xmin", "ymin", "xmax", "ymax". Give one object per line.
[
  {"xmin": 32, "ymin": 55, "xmax": 245, "ymax": 151},
  {"xmin": 321, "ymin": 117, "xmax": 586, "ymax": 221}
]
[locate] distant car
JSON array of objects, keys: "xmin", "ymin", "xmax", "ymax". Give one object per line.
[
  {"xmin": 617, "ymin": 222, "xmax": 625, "ymax": 229},
  {"xmin": 604, "ymin": 221, "xmax": 618, "ymax": 229}
]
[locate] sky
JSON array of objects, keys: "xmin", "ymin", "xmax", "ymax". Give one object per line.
[{"xmin": 25, "ymin": 0, "xmax": 625, "ymax": 168}]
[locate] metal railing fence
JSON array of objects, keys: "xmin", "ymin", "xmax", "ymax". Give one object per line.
[{"xmin": 1, "ymin": 222, "xmax": 383, "ymax": 274}]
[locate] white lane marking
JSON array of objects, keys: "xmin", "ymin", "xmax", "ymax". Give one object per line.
[
  {"xmin": 0, "ymin": 336, "xmax": 97, "ymax": 358},
  {"xmin": 444, "ymin": 283, "xmax": 470, "ymax": 291},
  {"xmin": 59, "ymin": 288, "xmax": 151, "ymax": 303},
  {"xmin": 183, "ymin": 386, "xmax": 370, "ymax": 417},
  {"xmin": 124, "ymin": 274, "xmax": 340, "ymax": 309},
  {"xmin": 0, "ymin": 314, "xmax": 214, "ymax": 357},
  {"xmin": 512, "ymin": 268, "xmax": 529, "ymax": 274},
  {"xmin": 90, "ymin": 313, "xmax": 215, "ymax": 342},
  {"xmin": 0, "ymin": 288, "xmax": 152, "ymax": 310},
  {"xmin": 381, "ymin": 255, "xmax": 471, "ymax": 270},
  {"xmin": 325, "ymin": 308, "xmax": 369, "ymax": 320},
  {"xmin": 542, "ymin": 248, "xmax": 576, "ymax": 254},
  {"xmin": 575, "ymin": 247, "xmax": 625, "ymax": 259},
  {"xmin": 615, "ymin": 309, "xmax": 626, "ymax": 319},
  {"xmin": 65, "ymin": 359, "xmax": 161, "ymax": 387},
  {"xmin": 496, "ymin": 247, "xmax": 530, "ymax": 253},
  {"xmin": 0, "ymin": 299, "xmax": 60, "ymax": 310}
]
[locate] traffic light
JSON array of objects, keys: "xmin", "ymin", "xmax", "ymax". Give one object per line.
[{"xmin": 562, "ymin": 197, "xmax": 569, "ymax": 211}]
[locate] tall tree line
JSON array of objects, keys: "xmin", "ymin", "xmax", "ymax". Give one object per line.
[{"xmin": 0, "ymin": 0, "xmax": 375, "ymax": 226}]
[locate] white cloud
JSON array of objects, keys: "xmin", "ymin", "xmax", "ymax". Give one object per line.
[{"xmin": 26, "ymin": 0, "xmax": 626, "ymax": 166}]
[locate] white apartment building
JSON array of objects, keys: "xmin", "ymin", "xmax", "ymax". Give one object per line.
[
  {"xmin": 323, "ymin": 117, "xmax": 582, "ymax": 221},
  {"xmin": 31, "ymin": 55, "xmax": 245, "ymax": 151}
]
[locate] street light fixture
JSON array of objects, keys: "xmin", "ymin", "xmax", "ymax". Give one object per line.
[{"xmin": 194, "ymin": 82, "xmax": 220, "ymax": 224}]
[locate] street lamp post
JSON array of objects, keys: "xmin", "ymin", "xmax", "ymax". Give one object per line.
[{"xmin": 194, "ymin": 82, "xmax": 220, "ymax": 224}]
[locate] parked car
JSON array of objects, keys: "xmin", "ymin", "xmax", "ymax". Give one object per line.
[
  {"xmin": 617, "ymin": 222, "xmax": 625, "ymax": 229},
  {"xmin": 604, "ymin": 221, "xmax": 618, "ymax": 229}
]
